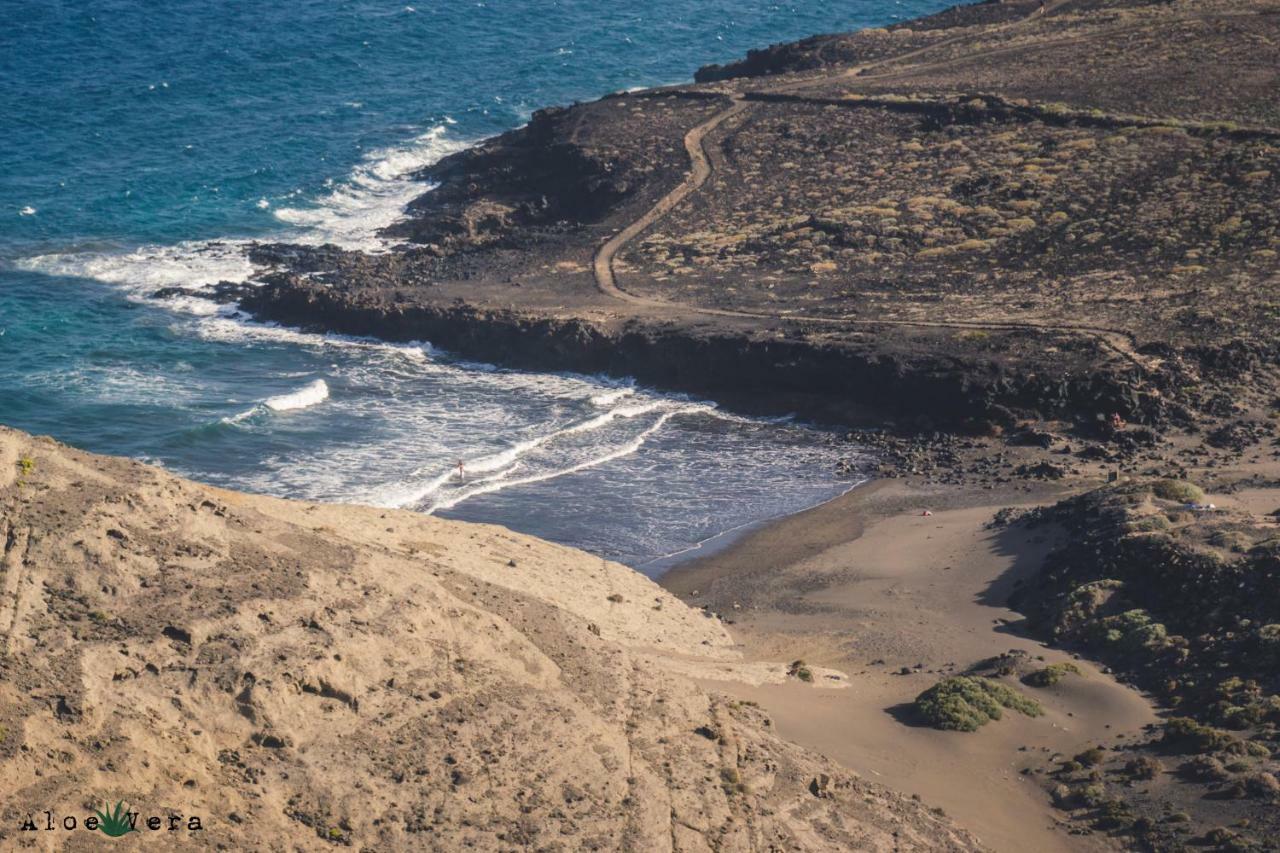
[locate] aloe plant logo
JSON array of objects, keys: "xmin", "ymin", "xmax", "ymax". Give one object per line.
[{"xmin": 93, "ymin": 801, "xmax": 136, "ymax": 838}]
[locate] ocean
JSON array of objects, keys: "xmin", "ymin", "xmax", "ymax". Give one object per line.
[{"xmin": 0, "ymin": 0, "xmax": 946, "ymax": 570}]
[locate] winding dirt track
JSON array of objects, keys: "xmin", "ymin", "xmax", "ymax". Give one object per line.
[
  {"xmin": 590, "ymin": 0, "xmax": 1163, "ymax": 368},
  {"xmin": 591, "ymin": 99, "xmax": 751, "ymax": 310}
]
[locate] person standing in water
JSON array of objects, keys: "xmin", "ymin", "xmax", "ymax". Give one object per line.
[{"xmin": 455, "ymin": 459, "xmax": 465, "ymax": 481}]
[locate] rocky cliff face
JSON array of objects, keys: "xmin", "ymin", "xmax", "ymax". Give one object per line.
[
  {"xmin": 0, "ymin": 427, "xmax": 982, "ymax": 851},
  {"xmin": 240, "ymin": 277, "xmax": 1172, "ymax": 432}
]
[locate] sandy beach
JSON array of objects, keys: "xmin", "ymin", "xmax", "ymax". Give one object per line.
[{"xmin": 663, "ymin": 477, "xmax": 1162, "ymax": 852}]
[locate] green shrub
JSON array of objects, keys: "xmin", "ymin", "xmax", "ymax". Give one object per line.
[
  {"xmin": 1182, "ymin": 755, "xmax": 1230, "ymax": 781},
  {"xmin": 1123, "ymin": 755, "xmax": 1163, "ymax": 780},
  {"xmin": 1203, "ymin": 827, "xmax": 1251, "ymax": 852},
  {"xmin": 1208, "ymin": 529, "xmax": 1252, "ymax": 552},
  {"xmin": 1094, "ymin": 798, "xmax": 1134, "ymax": 831},
  {"xmin": 1257, "ymin": 625, "xmax": 1280, "ymax": 665},
  {"xmin": 1075, "ymin": 747, "xmax": 1106, "ymax": 767},
  {"xmin": 1222, "ymin": 704, "xmax": 1264, "ymax": 730},
  {"xmin": 913, "ymin": 676, "xmax": 1043, "ymax": 732},
  {"xmin": 1092, "ymin": 609, "xmax": 1170, "ymax": 653},
  {"xmin": 1245, "ymin": 740, "xmax": 1273, "ymax": 758},
  {"xmin": 1079, "ymin": 783, "xmax": 1107, "ymax": 806},
  {"xmin": 787, "ymin": 660, "xmax": 813, "ymax": 682},
  {"xmin": 1023, "ymin": 662, "xmax": 1082, "ymax": 687},
  {"xmin": 1162, "ymin": 717, "xmax": 1237, "ymax": 754},
  {"xmin": 1244, "ymin": 772, "xmax": 1280, "ymax": 800},
  {"xmin": 1151, "ymin": 479, "xmax": 1205, "ymax": 503},
  {"xmin": 1125, "ymin": 515, "xmax": 1172, "ymax": 533}
]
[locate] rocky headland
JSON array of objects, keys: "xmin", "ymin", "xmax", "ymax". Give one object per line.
[{"xmin": 209, "ymin": 0, "xmax": 1280, "ymax": 438}]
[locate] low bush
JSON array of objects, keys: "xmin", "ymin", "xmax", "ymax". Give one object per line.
[
  {"xmin": 1245, "ymin": 772, "xmax": 1280, "ymax": 800},
  {"xmin": 1162, "ymin": 717, "xmax": 1237, "ymax": 754},
  {"xmin": 1075, "ymin": 747, "xmax": 1107, "ymax": 768},
  {"xmin": 1023, "ymin": 662, "xmax": 1082, "ymax": 687},
  {"xmin": 1124, "ymin": 514, "xmax": 1172, "ymax": 533},
  {"xmin": 1094, "ymin": 798, "xmax": 1134, "ymax": 831},
  {"xmin": 1123, "ymin": 755, "xmax": 1163, "ymax": 780},
  {"xmin": 1079, "ymin": 783, "xmax": 1107, "ymax": 807},
  {"xmin": 913, "ymin": 676, "xmax": 1043, "ymax": 732},
  {"xmin": 1151, "ymin": 479, "xmax": 1205, "ymax": 503},
  {"xmin": 787, "ymin": 660, "xmax": 813, "ymax": 682},
  {"xmin": 1181, "ymin": 754, "xmax": 1230, "ymax": 781}
]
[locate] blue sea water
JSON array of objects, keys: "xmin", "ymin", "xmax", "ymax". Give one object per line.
[{"xmin": 0, "ymin": 0, "xmax": 946, "ymax": 569}]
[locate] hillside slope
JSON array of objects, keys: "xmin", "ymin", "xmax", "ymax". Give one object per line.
[{"xmin": 0, "ymin": 427, "xmax": 980, "ymax": 851}]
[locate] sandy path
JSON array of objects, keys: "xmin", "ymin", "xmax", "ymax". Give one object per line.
[{"xmin": 592, "ymin": 99, "xmax": 751, "ymax": 306}]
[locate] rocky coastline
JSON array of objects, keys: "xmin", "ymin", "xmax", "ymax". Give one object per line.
[
  {"xmin": 240, "ymin": 276, "xmax": 1168, "ymax": 432},
  {"xmin": 203, "ymin": 0, "xmax": 1280, "ymax": 446}
]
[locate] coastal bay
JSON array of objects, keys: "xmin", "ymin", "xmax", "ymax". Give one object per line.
[{"xmin": 5, "ymin": 0, "xmax": 1280, "ymax": 848}]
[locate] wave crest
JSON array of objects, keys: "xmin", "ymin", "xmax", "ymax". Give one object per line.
[
  {"xmin": 224, "ymin": 378, "xmax": 330, "ymax": 424},
  {"xmin": 272, "ymin": 124, "xmax": 471, "ymax": 250}
]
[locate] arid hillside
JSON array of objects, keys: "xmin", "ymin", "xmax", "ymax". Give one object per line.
[{"xmin": 0, "ymin": 427, "xmax": 979, "ymax": 851}]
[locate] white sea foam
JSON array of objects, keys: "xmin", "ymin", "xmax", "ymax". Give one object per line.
[
  {"xmin": 16, "ymin": 121, "xmax": 471, "ymax": 322},
  {"xmin": 225, "ymin": 378, "xmax": 330, "ymax": 424},
  {"xmin": 15, "ymin": 239, "xmax": 258, "ymax": 307},
  {"xmin": 265, "ymin": 378, "xmax": 330, "ymax": 411},
  {"xmin": 195, "ymin": 315, "xmax": 435, "ymax": 361},
  {"xmin": 272, "ymin": 123, "xmax": 471, "ymax": 250},
  {"xmin": 426, "ymin": 408, "xmax": 690, "ymax": 512},
  {"xmin": 367, "ymin": 401, "xmax": 709, "ymax": 509},
  {"xmin": 589, "ymin": 387, "xmax": 635, "ymax": 407}
]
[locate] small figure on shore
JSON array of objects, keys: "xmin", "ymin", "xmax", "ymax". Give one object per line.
[
  {"xmin": 1110, "ymin": 412, "xmax": 1126, "ymax": 432},
  {"xmin": 920, "ymin": 510, "xmax": 933, "ymax": 517}
]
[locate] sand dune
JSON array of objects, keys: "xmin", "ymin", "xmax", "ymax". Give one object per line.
[{"xmin": 664, "ymin": 480, "xmax": 1160, "ymax": 852}]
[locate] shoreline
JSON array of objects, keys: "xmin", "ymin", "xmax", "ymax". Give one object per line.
[
  {"xmin": 659, "ymin": 476, "xmax": 887, "ymax": 592},
  {"xmin": 637, "ymin": 475, "xmax": 868, "ymax": 578}
]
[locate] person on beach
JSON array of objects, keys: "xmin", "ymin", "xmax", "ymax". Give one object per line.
[{"xmin": 456, "ymin": 459, "xmax": 465, "ymax": 481}]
